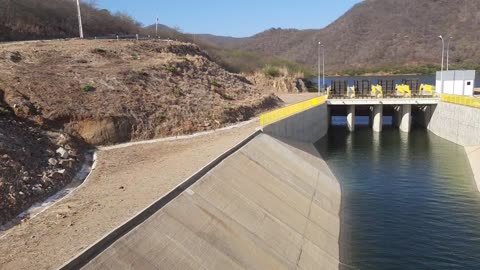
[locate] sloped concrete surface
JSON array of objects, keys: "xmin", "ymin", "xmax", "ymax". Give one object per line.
[
  {"xmin": 262, "ymin": 103, "xmax": 329, "ymax": 143},
  {"xmin": 80, "ymin": 134, "xmax": 341, "ymax": 270},
  {"xmin": 428, "ymin": 102, "xmax": 480, "ymax": 146},
  {"xmin": 466, "ymin": 145, "xmax": 480, "ymax": 192}
]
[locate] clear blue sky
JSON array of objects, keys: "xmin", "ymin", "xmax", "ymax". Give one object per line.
[{"xmin": 96, "ymin": 0, "xmax": 362, "ymax": 37}]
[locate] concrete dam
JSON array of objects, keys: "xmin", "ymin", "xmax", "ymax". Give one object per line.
[{"xmin": 61, "ymin": 95, "xmax": 480, "ymax": 269}]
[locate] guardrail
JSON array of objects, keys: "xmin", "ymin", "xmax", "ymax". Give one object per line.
[
  {"xmin": 260, "ymin": 95, "xmax": 327, "ymax": 125},
  {"xmin": 441, "ymin": 94, "xmax": 480, "ymax": 109}
]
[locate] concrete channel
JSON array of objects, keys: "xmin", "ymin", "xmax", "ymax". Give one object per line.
[
  {"xmin": 60, "ymin": 98, "xmax": 480, "ymax": 269},
  {"xmin": 61, "ymin": 102, "xmax": 342, "ymax": 269}
]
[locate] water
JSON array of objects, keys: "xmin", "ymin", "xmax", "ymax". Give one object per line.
[
  {"xmin": 315, "ymin": 126, "xmax": 480, "ymax": 269},
  {"xmin": 312, "ymin": 75, "xmax": 480, "ymax": 88}
]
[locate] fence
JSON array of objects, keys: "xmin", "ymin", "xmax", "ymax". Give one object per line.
[
  {"xmin": 259, "ymin": 95, "xmax": 327, "ymax": 125},
  {"xmin": 441, "ymin": 94, "xmax": 480, "ymax": 109}
]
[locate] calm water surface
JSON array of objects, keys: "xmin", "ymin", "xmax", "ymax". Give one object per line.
[{"xmin": 315, "ymin": 126, "xmax": 480, "ymax": 270}]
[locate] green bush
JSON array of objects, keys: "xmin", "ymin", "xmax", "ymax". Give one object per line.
[
  {"xmin": 210, "ymin": 80, "xmax": 222, "ymax": 87},
  {"xmin": 263, "ymin": 65, "xmax": 281, "ymax": 77},
  {"xmin": 81, "ymin": 84, "xmax": 95, "ymax": 92},
  {"xmin": 165, "ymin": 66, "xmax": 177, "ymax": 73},
  {"xmin": 0, "ymin": 106, "xmax": 9, "ymax": 114}
]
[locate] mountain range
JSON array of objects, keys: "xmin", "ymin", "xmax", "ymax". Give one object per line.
[{"xmin": 196, "ymin": 0, "xmax": 480, "ymax": 74}]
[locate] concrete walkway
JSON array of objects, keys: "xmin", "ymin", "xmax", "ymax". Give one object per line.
[{"xmin": 81, "ymin": 134, "xmax": 341, "ymax": 270}]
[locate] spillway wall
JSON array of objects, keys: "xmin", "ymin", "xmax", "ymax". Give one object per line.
[
  {"xmin": 262, "ymin": 103, "xmax": 329, "ymax": 143},
  {"xmin": 426, "ymin": 101, "xmax": 480, "ymax": 191}
]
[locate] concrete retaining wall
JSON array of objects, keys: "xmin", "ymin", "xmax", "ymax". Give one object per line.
[
  {"xmin": 428, "ymin": 102, "xmax": 480, "ymax": 146},
  {"xmin": 80, "ymin": 134, "xmax": 341, "ymax": 270},
  {"xmin": 427, "ymin": 101, "xmax": 480, "ymax": 191},
  {"xmin": 262, "ymin": 103, "xmax": 329, "ymax": 143}
]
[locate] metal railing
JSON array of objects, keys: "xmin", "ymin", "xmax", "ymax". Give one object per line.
[
  {"xmin": 260, "ymin": 95, "xmax": 327, "ymax": 125},
  {"xmin": 441, "ymin": 94, "xmax": 480, "ymax": 109}
]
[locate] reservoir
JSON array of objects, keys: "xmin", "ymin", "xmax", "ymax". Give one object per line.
[{"xmin": 316, "ymin": 124, "xmax": 480, "ymax": 269}]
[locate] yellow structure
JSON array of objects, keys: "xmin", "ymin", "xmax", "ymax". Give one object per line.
[
  {"xmin": 442, "ymin": 94, "xmax": 480, "ymax": 109},
  {"xmin": 419, "ymin": 84, "xmax": 435, "ymax": 96},
  {"xmin": 371, "ymin": 84, "xmax": 383, "ymax": 97},
  {"xmin": 395, "ymin": 84, "xmax": 412, "ymax": 97},
  {"xmin": 260, "ymin": 95, "xmax": 327, "ymax": 125}
]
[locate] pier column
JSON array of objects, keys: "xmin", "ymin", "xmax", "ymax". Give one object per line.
[
  {"xmin": 369, "ymin": 106, "xmax": 373, "ymax": 128},
  {"xmin": 399, "ymin": 104, "xmax": 412, "ymax": 133},
  {"xmin": 373, "ymin": 105, "xmax": 383, "ymax": 132},
  {"xmin": 347, "ymin": 105, "xmax": 355, "ymax": 132},
  {"xmin": 393, "ymin": 106, "xmax": 401, "ymax": 128}
]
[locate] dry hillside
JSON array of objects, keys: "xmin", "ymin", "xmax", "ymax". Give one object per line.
[
  {"xmin": 0, "ymin": 39, "xmax": 279, "ymax": 224},
  {"xmin": 0, "ymin": 0, "xmax": 141, "ymax": 41},
  {"xmin": 200, "ymin": 0, "xmax": 480, "ymax": 73}
]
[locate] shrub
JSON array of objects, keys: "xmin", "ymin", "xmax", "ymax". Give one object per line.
[
  {"xmin": 92, "ymin": 48, "xmax": 107, "ymax": 54},
  {"xmin": 0, "ymin": 106, "xmax": 9, "ymax": 114},
  {"xmin": 165, "ymin": 66, "xmax": 177, "ymax": 73},
  {"xmin": 81, "ymin": 84, "xmax": 95, "ymax": 92},
  {"xmin": 171, "ymin": 87, "xmax": 184, "ymax": 97},
  {"xmin": 210, "ymin": 80, "xmax": 222, "ymax": 87},
  {"xmin": 263, "ymin": 65, "xmax": 281, "ymax": 77}
]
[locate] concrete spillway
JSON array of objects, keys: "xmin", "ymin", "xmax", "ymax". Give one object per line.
[{"xmin": 65, "ymin": 129, "xmax": 341, "ymax": 269}]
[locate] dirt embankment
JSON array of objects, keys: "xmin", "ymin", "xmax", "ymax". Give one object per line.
[
  {"xmin": 0, "ymin": 39, "xmax": 279, "ymax": 145},
  {"xmin": 0, "ymin": 39, "xmax": 280, "ymax": 225},
  {"xmin": 246, "ymin": 67, "xmax": 310, "ymax": 94},
  {"xmin": 0, "ymin": 91, "xmax": 84, "ymax": 224}
]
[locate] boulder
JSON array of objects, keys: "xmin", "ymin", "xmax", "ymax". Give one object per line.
[{"xmin": 56, "ymin": 147, "xmax": 69, "ymax": 159}]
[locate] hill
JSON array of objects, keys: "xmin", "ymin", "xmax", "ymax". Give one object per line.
[
  {"xmin": 200, "ymin": 0, "xmax": 480, "ymax": 74},
  {"xmin": 0, "ymin": 39, "xmax": 279, "ymax": 224}
]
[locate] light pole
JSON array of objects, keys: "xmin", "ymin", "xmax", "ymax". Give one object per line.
[
  {"xmin": 446, "ymin": 37, "xmax": 452, "ymax": 71},
  {"xmin": 321, "ymin": 44, "xmax": 325, "ymax": 94},
  {"xmin": 318, "ymin": 42, "xmax": 321, "ymax": 95},
  {"xmin": 439, "ymin": 35, "xmax": 444, "ymax": 93},
  {"xmin": 76, "ymin": 0, "xmax": 84, "ymax": 39}
]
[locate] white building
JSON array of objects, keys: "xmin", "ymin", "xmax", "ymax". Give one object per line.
[{"xmin": 436, "ymin": 70, "xmax": 476, "ymax": 96}]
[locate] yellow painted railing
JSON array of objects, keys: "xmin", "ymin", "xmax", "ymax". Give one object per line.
[
  {"xmin": 260, "ymin": 95, "xmax": 327, "ymax": 125},
  {"xmin": 441, "ymin": 94, "xmax": 480, "ymax": 109}
]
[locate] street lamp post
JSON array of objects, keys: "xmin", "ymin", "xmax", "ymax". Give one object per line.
[
  {"xmin": 321, "ymin": 44, "xmax": 325, "ymax": 94},
  {"xmin": 318, "ymin": 42, "xmax": 321, "ymax": 95},
  {"xmin": 439, "ymin": 35, "xmax": 445, "ymax": 93},
  {"xmin": 446, "ymin": 37, "xmax": 452, "ymax": 71},
  {"xmin": 76, "ymin": 0, "xmax": 84, "ymax": 39}
]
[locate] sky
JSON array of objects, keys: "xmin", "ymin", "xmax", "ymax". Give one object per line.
[{"xmin": 96, "ymin": 0, "xmax": 362, "ymax": 37}]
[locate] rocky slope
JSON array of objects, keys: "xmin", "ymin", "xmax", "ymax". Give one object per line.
[
  {"xmin": 0, "ymin": 95, "xmax": 83, "ymax": 224},
  {"xmin": 199, "ymin": 0, "xmax": 480, "ymax": 73},
  {"xmin": 0, "ymin": 39, "xmax": 279, "ymax": 224}
]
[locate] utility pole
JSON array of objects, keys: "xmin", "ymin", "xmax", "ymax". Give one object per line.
[
  {"xmin": 439, "ymin": 35, "xmax": 444, "ymax": 93},
  {"xmin": 76, "ymin": 0, "xmax": 84, "ymax": 38},
  {"xmin": 318, "ymin": 42, "xmax": 321, "ymax": 95},
  {"xmin": 446, "ymin": 37, "xmax": 452, "ymax": 71},
  {"xmin": 156, "ymin": 17, "xmax": 159, "ymax": 37},
  {"xmin": 322, "ymin": 44, "xmax": 325, "ymax": 93}
]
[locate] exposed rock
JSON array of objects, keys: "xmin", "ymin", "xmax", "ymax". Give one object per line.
[
  {"xmin": 56, "ymin": 147, "xmax": 69, "ymax": 159},
  {"xmin": 48, "ymin": 158, "xmax": 58, "ymax": 166}
]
